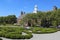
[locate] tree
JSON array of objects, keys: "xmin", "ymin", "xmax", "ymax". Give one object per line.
[
  {"xmin": 0, "ymin": 15, "xmax": 17, "ymax": 24},
  {"xmin": 21, "ymin": 8, "xmax": 60, "ymax": 27}
]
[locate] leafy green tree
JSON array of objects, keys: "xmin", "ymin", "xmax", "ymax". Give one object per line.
[
  {"xmin": 20, "ymin": 9, "xmax": 60, "ymax": 27},
  {"xmin": 0, "ymin": 15, "xmax": 17, "ymax": 24}
]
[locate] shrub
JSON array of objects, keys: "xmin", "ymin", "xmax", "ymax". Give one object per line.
[
  {"xmin": 32, "ymin": 27, "xmax": 57, "ymax": 34},
  {"xmin": 22, "ymin": 34, "xmax": 33, "ymax": 39},
  {"xmin": 4, "ymin": 32, "xmax": 33, "ymax": 39},
  {"xmin": 22, "ymin": 30, "xmax": 33, "ymax": 39},
  {"xmin": 0, "ymin": 27, "xmax": 33, "ymax": 39},
  {"xmin": 0, "ymin": 38, "xmax": 2, "ymax": 40},
  {"xmin": 5, "ymin": 33, "xmax": 21, "ymax": 39}
]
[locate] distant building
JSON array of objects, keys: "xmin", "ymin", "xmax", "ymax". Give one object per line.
[
  {"xmin": 53, "ymin": 6, "xmax": 57, "ymax": 11},
  {"xmin": 33, "ymin": 5, "xmax": 38, "ymax": 13},
  {"xmin": 17, "ymin": 5, "xmax": 39, "ymax": 27},
  {"xmin": 17, "ymin": 11, "xmax": 25, "ymax": 25},
  {"xmin": 17, "ymin": 5, "xmax": 38, "ymax": 25}
]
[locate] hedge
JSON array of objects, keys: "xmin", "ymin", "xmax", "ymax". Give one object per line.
[
  {"xmin": 32, "ymin": 27, "xmax": 57, "ymax": 34},
  {"xmin": 0, "ymin": 27, "xmax": 33, "ymax": 39}
]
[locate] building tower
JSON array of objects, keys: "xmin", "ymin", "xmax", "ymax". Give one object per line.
[
  {"xmin": 53, "ymin": 6, "xmax": 57, "ymax": 11},
  {"xmin": 17, "ymin": 11, "xmax": 25, "ymax": 25},
  {"xmin": 33, "ymin": 5, "xmax": 38, "ymax": 13}
]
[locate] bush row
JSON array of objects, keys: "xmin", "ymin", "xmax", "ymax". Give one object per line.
[
  {"xmin": 32, "ymin": 27, "xmax": 57, "ymax": 34},
  {"xmin": 0, "ymin": 27, "xmax": 58, "ymax": 39},
  {"xmin": 0, "ymin": 27, "xmax": 33, "ymax": 39}
]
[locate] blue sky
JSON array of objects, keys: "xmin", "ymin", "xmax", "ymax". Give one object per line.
[{"xmin": 0, "ymin": 0, "xmax": 60, "ymax": 17}]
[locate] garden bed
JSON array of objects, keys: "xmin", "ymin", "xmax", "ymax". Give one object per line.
[
  {"xmin": 0, "ymin": 27, "xmax": 58, "ymax": 39},
  {"xmin": 31, "ymin": 27, "xmax": 57, "ymax": 34},
  {"xmin": 0, "ymin": 27, "xmax": 33, "ymax": 39}
]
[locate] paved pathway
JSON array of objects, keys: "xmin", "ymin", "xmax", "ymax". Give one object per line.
[
  {"xmin": 2, "ymin": 31, "xmax": 60, "ymax": 40},
  {"xmin": 29, "ymin": 31, "xmax": 60, "ymax": 40}
]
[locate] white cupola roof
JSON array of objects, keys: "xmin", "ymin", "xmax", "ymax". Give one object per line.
[{"xmin": 33, "ymin": 5, "xmax": 38, "ymax": 13}]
